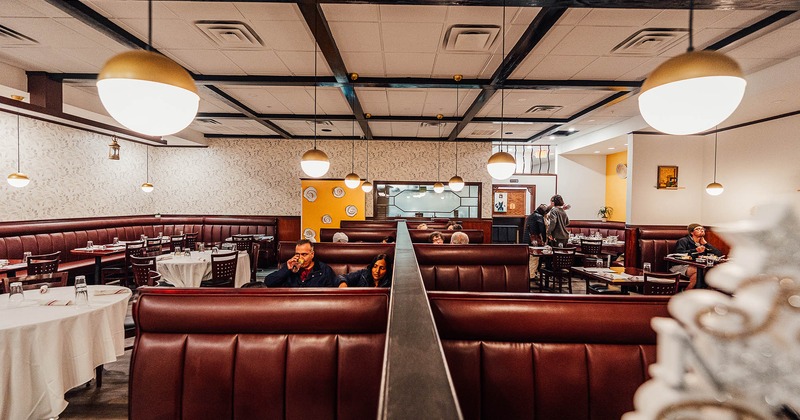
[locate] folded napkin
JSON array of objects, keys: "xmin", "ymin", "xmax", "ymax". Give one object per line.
[
  {"xmin": 93, "ymin": 288, "xmax": 129, "ymax": 296},
  {"xmin": 40, "ymin": 299, "xmax": 74, "ymax": 306},
  {"xmin": 156, "ymin": 255, "xmax": 173, "ymax": 261}
]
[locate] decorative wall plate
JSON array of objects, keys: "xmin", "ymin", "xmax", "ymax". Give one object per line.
[
  {"xmin": 616, "ymin": 163, "xmax": 628, "ymax": 179},
  {"xmin": 345, "ymin": 205, "xmax": 358, "ymax": 217},
  {"xmin": 332, "ymin": 186, "xmax": 345, "ymax": 198},
  {"xmin": 303, "ymin": 228, "xmax": 316, "ymax": 239},
  {"xmin": 321, "ymin": 214, "xmax": 332, "ymax": 224},
  {"xmin": 303, "ymin": 186, "xmax": 317, "ymax": 202}
]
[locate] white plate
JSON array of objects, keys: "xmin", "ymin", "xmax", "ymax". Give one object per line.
[
  {"xmin": 345, "ymin": 205, "xmax": 358, "ymax": 217},
  {"xmin": 303, "ymin": 228, "xmax": 316, "ymax": 239},
  {"xmin": 332, "ymin": 186, "xmax": 345, "ymax": 198},
  {"xmin": 322, "ymin": 214, "xmax": 332, "ymax": 224},
  {"xmin": 303, "ymin": 187, "xmax": 317, "ymax": 202}
]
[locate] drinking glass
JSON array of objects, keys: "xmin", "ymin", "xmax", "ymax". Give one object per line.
[
  {"xmin": 643, "ymin": 262, "xmax": 652, "ymax": 272},
  {"xmin": 199, "ymin": 243, "xmax": 205, "ymax": 252},
  {"xmin": 8, "ymin": 282, "xmax": 24, "ymax": 306},
  {"xmin": 23, "ymin": 251, "xmax": 32, "ymax": 263},
  {"xmin": 75, "ymin": 275, "xmax": 87, "ymax": 288},
  {"xmin": 175, "ymin": 246, "xmax": 182, "ymax": 255},
  {"xmin": 112, "ymin": 237, "xmax": 119, "ymax": 245},
  {"xmin": 595, "ymin": 259, "xmax": 603, "ymax": 269},
  {"xmin": 87, "ymin": 240, "xmax": 94, "ymax": 249},
  {"xmin": 706, "ymin": 258, "xmax": 714, "ymax": 268},
  {"xmin": 74, "ymin": 275, "xmax": 89, "ymax": 306},
  {"xmin": 140, "ymin": 234, "xmax": 146, "ymax": 241},
  {"xmin": 158, "ymin": 232, "xmax": 163, "ymax": 238},
  {"xmin": 557, "ymin": 243, "xmax": 564, "ymax": 248}
]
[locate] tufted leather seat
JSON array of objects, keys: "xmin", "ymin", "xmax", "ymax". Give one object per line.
[
  {"xmin": 277, "ymin": 241, "xmax": 395, "ymax": 275},
  {"xmin": 566, "ymin": 220, "xmax": 627, "ymax": 241},
  {"xmin": 428, "ymin": 292, "xmax": 670, "ymax": 420},
  {"xmin": 637, "ymin": 228, "xmax": 687, "ymax": 272},
  {"xmin": 130, "ymin": 288, "xmax": 389, "ymax": 419},
  {"xmin": 414, "ymin": 244, "xmax": 529, "ymax": 292}
]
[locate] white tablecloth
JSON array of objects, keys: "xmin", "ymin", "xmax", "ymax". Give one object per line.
[
  {"xmin": 0, "ymin": 285, "xmax": 130, "ymax": 420},
  {"xmin": 156, "ymin": 251, "xmax": 250, "ymax": 287}
]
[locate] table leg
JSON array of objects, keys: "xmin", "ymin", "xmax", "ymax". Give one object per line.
[
  {"xmin": 696, "ymin": 266, "xmax": 707, "ymax": 289},
  {"xmin": 92, "ymin": 255, "xmax": 102, "ymax": 285}
]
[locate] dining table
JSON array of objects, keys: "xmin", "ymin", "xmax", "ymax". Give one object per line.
[
  {"xmin": 70, "ymin": 244, "xmax": 127, "ymax": 285},
  {"xmin": 0, "ymin": 258, "xmax": 25, "ymax": 278},
  {"xmin": 663, "ymin": 255, "xmax": 724, "ymax": 289},
  {"xmin": 156, "ymin": 250, "xmax": 251, "ymax": 287},
  {"xmin": 0, "ymin": 285, "xmax": 131, "ymax": 419},
  {"xmin": 570, "ymin": 266, "xmax": 689, "ymax": 293}
]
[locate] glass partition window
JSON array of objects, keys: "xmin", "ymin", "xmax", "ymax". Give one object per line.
[{"xmin": 375, "ymin": 182, "xmax": 481, "ymax": 218}]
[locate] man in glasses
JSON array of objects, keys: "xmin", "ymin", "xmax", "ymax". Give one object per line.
[
  {"xmin": 671, "ymin": 224, "xmax": 723, "ymax": 289},
  {"xmin": 265, "ymin": 239, "xmax": 335, "ymax": 287}
]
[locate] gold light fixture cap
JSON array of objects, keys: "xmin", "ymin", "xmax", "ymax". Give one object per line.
[
  {"xmin": 453, "ymin": 74, "xmax": 463, "ymax": 82},
  {"xmin": 344, "ymin": 172, "xmax": 362, "ymax": 189},
  {"xmin": 98, "ymin": 50, "xmax": 198, "ymax": 94},
  {"xmin": 302, "ymin": 148, "xmax": 329, "ymax": 162},
  {"xmin": 706, "ymin": 182, "xmax": 724, "ymax": 196},
  {"xmin": 433, "ymin": 182, "xmax": 445, "ymax": 193},
  {"xmin": 7, "ymin": 172, "xmax": 30, "ymax": 188},
  {"xmin": 641, "ymin": 50, "xmax": 743, "ymax": 94},
  {"xmin": 350, "ymin": 73, "xmax": 358, "ymax": 81},
  {"xmin": 487, "ymin": 151, "xmax": 516, "ymax": 165},
  {"xmin": 361, "ymin": 181, "xmax": 373, "ymax": 193},
  {"xmin": 141, "ymin": 182, "xmax": 154, "ymax": 193},
  {"xmin": 448, "ymin": 175, "xmax": 465, "ymax": 190}
]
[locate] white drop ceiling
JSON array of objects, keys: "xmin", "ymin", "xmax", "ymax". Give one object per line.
[{"xmin": 0, "ymin": 0, "xmax": 798, "ymax": 154}]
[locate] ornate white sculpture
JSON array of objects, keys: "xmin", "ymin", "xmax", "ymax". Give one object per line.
[{"xmin": 624, "ymin": 204, "xmax": 800, "ymax": 420}]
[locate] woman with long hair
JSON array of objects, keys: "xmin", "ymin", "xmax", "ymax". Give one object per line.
[{"xmin": 337, "ymin": 253, "xmax": 393, "ymax": 288}]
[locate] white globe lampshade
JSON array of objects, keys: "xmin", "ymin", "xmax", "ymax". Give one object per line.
[
  {"xmin": 705, "ymin": 182, "xmax": 724, "ymax": 196},
  {"xmin": 448, "ymin": 175, "xmax": 465, "ymax": 192},
  {"xmin": 487, "ymin": 151, "xmax": 516, "ymax": 180},
  {"xmin": 639, "ymin": 51, "xmax": 746, "ymax": 135},
  {"xmin": 7, "ymin": 172, "xmax": 30, "ymax": 188},
  {"xmin": 141, "ymin": 182, "xmax": 154, "ymax": 193},
  {"xmin": 433, "ymin": 182, "xmax": 445, "ymax": 193},
  {"xmin": 97, "ymin": 51, "xmax": 199, "ymax": 137},
  {"xmin": 300, "ymin": 149, "xmax": 330, "ymax": 178},
  {"xmin": 344, "ymin": 173, "xmax": 361, "ymax": 189},
  {"xmin": 361, "ymin": 181, "xmax": 373, "ymax": 193}
]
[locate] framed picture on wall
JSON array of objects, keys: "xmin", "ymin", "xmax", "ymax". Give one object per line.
[
  {"xmin": 494, "ymin": 192, "xmax": 508, "ymax": 213},
  {"xmin": 657, "ymin": 165, "xmax": 679, "ymax": 189}
]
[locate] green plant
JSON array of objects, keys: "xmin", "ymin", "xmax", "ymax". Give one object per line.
[{"xmin": 597, "ymin": 206, "xmax": 613, "ymax": 219}]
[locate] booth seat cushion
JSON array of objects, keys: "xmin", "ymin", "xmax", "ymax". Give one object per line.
[
  {"xmin": 428, "ymin": 292, "xmax": 670, "ymax": 420},
  {"xmin": 131, "ymin": 288, "xmax": 389, "ymax": 420},
  {"xmin": 319, "ymin": 228, "xmax": 397, "ymax": 243},
  {"xmin": 566, "ymin": 220, "xmax": 627, "ymax": 240},
  {"xmin": 414, "ymin": 244, "xmax": 529, "ymax": 292},
  {"xmin": 638, "ymin": 227, "xmax": 688, "ymax": 272},
  {"xmin": 409, "ymin": 229, "xmax": 484, "ymax": 244},
  {"xmin": 278, "ymin": 241, "xmax": 395, "ymax": 275}
]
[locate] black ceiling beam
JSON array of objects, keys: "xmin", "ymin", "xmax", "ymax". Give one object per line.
[
  {"xmin": 298, "ymin": 3, "xmax": 373, "ymax": 139},
  {"xmin": 203, "ymin": 86, "xmax": 293, "ymax": 138},
  {"xmin": 197, "ymin": 112, "xmax": 569, "ymax": 124},
  {"xmin": 447, "ymin": 6, "xmax": 567, "ymax": 141},
  {"xmin": 204, "ymin": 133, "xmax": 498, "ymax": 142}
]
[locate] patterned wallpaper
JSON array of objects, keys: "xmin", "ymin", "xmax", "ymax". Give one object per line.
[{"xmin": 0, "ymin": 113, "xmax": 493, "ymax": 221}]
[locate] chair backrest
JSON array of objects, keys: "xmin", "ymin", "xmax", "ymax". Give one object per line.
[
  {"xmin": 169, "ymin": 235, "xmax": 186, "ymax": 252},
  {"xmin": 580, "ymin": 239, "xmax": 603, "ymax": 257},
  {"xmin": 125, "ymin": 240, "xmax": 146, "ymax": 264},
  {"xmin": 145, "ymin": 237, "xmax": 163, "ymax": 255},
  {"xmin": 643, "ymin": 271, "xmax": 681, "ymax": 295},
  {"xmin": 27, "ymin": 250, "xmax": 61, "ymax": 275},
  {"xmin": 211, "ymin": 250, "xmax": 239, "ymax": 284},
  {"xmin": 131, "ymin": 255, "xmax": 157, "ymax": 287},
  {"xmin": 250, "ymin": 242, "xmax": 261, "ymax": 278},
  {"xmin": 2, "ymin": 272, "xmax": 68, "ymax": 293},
  {"xmin": 184, "ymin": 232, "xmax": 199, "ymax": 250},
  {"xmin": 551, "ymin": 248, "xmax": 576, "ymax": 270}
]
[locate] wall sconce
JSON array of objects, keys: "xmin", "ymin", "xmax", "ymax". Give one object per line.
[{"xmin": 108, "ymin": 137, "xmax": 121, "ymax": 160}]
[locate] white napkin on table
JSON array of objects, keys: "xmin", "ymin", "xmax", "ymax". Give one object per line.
[
  {"xmin": 39, "ymin": 299, "xmax": 74, "ymax": 306},
  {"xmin": 93, "ymin": 288, "xmax": 129, "ymax": 296},
  {"xmin": 156, "ymin": 255, "xmax": 173, "ymax": 261}
]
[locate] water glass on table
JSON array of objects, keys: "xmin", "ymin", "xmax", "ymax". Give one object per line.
[
  {"xmin": 74, "ymin": 275, "xmax": 89, "ymax": 306},
  {"xmin": 8, "ymin": 282, "xmax": 25, "ymax": 306},
  {"xmin": 23, "ymin": 251, "xmax": 32, "ymax": 263},
  {"xmin": 643, "ymin": 262, "xmax": 652, "ymax": 273},
  {"xmin": 112, "ymin": 237, "xmax": 119, "ymax": 245},
  {"xmin": 86, "ymin": 240, "xmax": 94, "ymax": 250}
]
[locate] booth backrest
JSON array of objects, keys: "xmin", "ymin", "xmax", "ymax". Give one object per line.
[
  {"xmin": 428, "ymin": 292, "xmax": 669, "ymax": 420},
  {"xmin": 130, "ymin": 288, "xmax": 389, "ymax": 420},
  {"xmin": 339, "ymin": 220, "xmax": 398, "ymax": 229},
  {"xmin": 319, "ymin": 228, "xmax": 396, "ymax": 243},
  {"xmin": 409, "ymin": 229, "xmax": 484, "ymax": 244},
  {"xmin": 414, "ymin": 244, "xmax": 529, "ymax": 292},
  {"xmin": 637, "ymin": 227, "xmax": 687, "ymax": 272},
  {"xmin": 566, "ymin": 220, "xmax": 627, "ymax": 241},
  {"xmin": 408, "ymin": 222, "xmax": 449, "ymax": 230},
  {"xmin": 278, "ymin": 241, "xmax": 395, "ymax": 275}
]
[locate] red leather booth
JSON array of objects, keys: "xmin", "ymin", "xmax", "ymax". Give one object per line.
[
  {"xmin": 318, "ymin": 227, "xmax": 396, "ymax": 242},
  {"xmin": 414, "ymin": 244, "xmax": 529, "ymax": 292}
]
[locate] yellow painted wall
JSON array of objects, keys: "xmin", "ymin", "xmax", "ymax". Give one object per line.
[
  {"xmin": 605, "ymin": 151, "xmax": 627, "ymax": 222},
  {"xmin": 301, "ymin": 179, "xmax": 365, "ymax": 241}
]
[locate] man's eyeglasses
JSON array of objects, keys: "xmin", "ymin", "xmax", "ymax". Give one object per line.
[
  {"xmin": 294, "ymin": 252, "xmax": 312, "ymax": 257},
  {"xmin": 693, "ymin": 227, "xmax": 705, "ymax": 231}
]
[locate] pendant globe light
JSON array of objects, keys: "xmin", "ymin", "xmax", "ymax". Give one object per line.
[
  {"xmin": 638, "ymin": 0, "xmax": 746, "ymax": 135},
  {"xmin": 344, "ymin": 92, "xmax": 361, "ymax": 188},
  {"xmin": 141, "ymin": 146, "xmax": 154, "ymax": 193},
  {"xmin": 301, "ymin": 11, "xmax": 330, "ymax": 178},
  {"xmin": 6, "ymin": 114, "xmax": 30, "ymax": 188},
  {"xmin": 97, "ymin": 0, "xmax": 198, "ymax": 137},
  {"xmin": 706, "ymin": 129, "xmax": 724, "ymax": 196},
  {"xmin": 433, "ymin": 115, "xmax": 445, "ymax": 193},
  {"xmin": 486, "ymin": 2, "xmax": 516, "ymax": 180},
  {"xmin": 361, "ymin": 138, "xmax": 372, "ymax": 193},
  {"xmin": 449, "ymin": 74, "xmax": 465, "ymax": 192}
]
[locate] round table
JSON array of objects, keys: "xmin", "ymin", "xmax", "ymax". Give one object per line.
[
  {"xmin": 156, "ymin": 250, "xmax": 251, "ymax": 287},
  {"xmin": 0, "ymin": 285, "xmax": 131, "ymax": 420}
]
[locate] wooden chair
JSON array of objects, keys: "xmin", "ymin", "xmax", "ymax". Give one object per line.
[
  {"xmin": 230, "ymin": 235, "xmax": 255, "ymax": 253},
  {"xmin": 539, "ymin": 247, "xmax": 576, "ymax": 293},
  {"xmin": 131, "ymin": 255, "xmax": 158, "ymax": 287},
  {"xmin": 643, "ymin": 271, "xmax": 681, "ymax": 295},
  {"xmin": 250, "ymin": 242, "xmax": 261, "ymax": 282},
  {"xmin": 579, "ymin": 238, "xmax": 603, "ymax": 257},
  {"xmin": 26, "ymin": 251, "xmax": 61, "ymax": 275},
  {"xmin": 1, "ymin": 272, "xmax": 68, "ymax": 293},
  {"xmin": 145, "ymin": 237, "xmax": 163, "ymax": 256},
  {"xmin": 184, "ymin": 232, "xmax": 199, "ymax": 250},
  {"xmin": 101, "ymin": 240, "xmax": 145, "ymax": 287},
  {"xmin": 201, "ymin": 250, "xmax": 238, "ymax": 287},
  {"xmin": 168, "ymin": 235, "xmax": 186, "ymax": 252}
]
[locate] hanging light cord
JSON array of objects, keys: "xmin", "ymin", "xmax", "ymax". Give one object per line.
[
  {"xmin": 455, "ymin": 78, "xmax": 459, "ymax": 176},
  {"xmin": 499, "ymin": 0, "xmax": 506, "ymax": 152},
  {"xmin": 713, "ymin": 130, "xmax": 718, "ymax": 182},
  {"xmin": 365, "ymin": 138, "xmax": 369, "ymax": 179},
  {"xmin": 351, "ymin": 93, "xmax": 356, "ymax": 172},
  {"xmin": 147, "ymin": 0, "xmax": 152, "ymax": 51},
  {"xmin": 146, "ymin": 147, "xmax": 150, "ymax": 183},
  {"xmin": 15, "ymin": 114, "xmax": 21, "ymax": 172},
  {"xmin": 687, "ymin": 0, "xmax": 694, "ymax": 52},
  {"xmin": 313, "ymin": 9, "xmax": 318, "ymax": 150},
  {"xmin": 437, "ymin": 123, "xmax": 442, "ymax": 180}
]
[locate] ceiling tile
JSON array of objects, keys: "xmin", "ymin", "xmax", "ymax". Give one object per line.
[
  {"xmin": 275, "ymin": 51, "xmax": 333, "ymax": 76},
  {"xmin": 166, "ymin": 48, "xmax": 245, "ymax": 75},
  {"xmin": 432, "ymin": 53, "xmax": 491, "ymax": 79},
  {"xmin": 356, "ymin": 88, "xmax": 390, "ymax": 116},
  {"xmin": 341, "ymin": 52, "xmax": 385, "ymax": 77},
  {"xmin": 579, "ymin": 9, "xmax": 661, "ymax": 27},
  {"xmin": 524, "ymin": 55, "xmax": 596, "ymax": 79},
  {"xmin": 164, "ymin": 2, "xmax": 246, "ymax": 21},
  {"xmin": 0, "ymin": 0, "xmax": 48, "ymax": 17},
  {"xmin": 572, "ymin": 56, "xmax": 652, "ymax": 80},
  {"xmin": 390, "ymin": 121, "xmax": 422, "ymax": 137},
  {"xmin": 113, "ymin": 18, "xmax": 215, "ymax": 50},
  {"xmin": 85, "ymin": 0, "xmax": 178, "ymax": 20},
  {"xmin": 384, "ymin": 53, "xmax": 436, "ymax": 77},
  {"xmin": 727, "ymin": 27, "xmax": 800, "ymax": 60},
  {"xmin": 368, "ymin": 121, "xmax": 391, "ymax": 136},
  {"xmin": 233, "ymin": 3, "xmax": 301, "ymax": 21},
  {"xmin": 381, "ymin": 22, "xmax": 443, "ymax": 53},
  {"xmin": 248, "ymin": 19, "xmax": 314, "ymax": 52},
  {"xmin": 379, "ymin": 5, "xmax": 447, "ymax": 23},
  {"xmin": 549, "ymin": 25, "xmax": 642, "ymax": 56},
  {"xmin": 222, "ymin": 50, "xmax": 291, "ymax": 75},
  {"xmin": 322, "ymin": 4, "xmax": 379, "ymax": 22},
  {"xmin": 329, "ymin": 21, "xmax": 382, "ymax": 52},
  {"xmin": 216, "ymin": 86, "xmax": 290, "ymax": 113},
  {"xmin": 387, "ymin": 89, "xmax": 427, "ymax": 116}
]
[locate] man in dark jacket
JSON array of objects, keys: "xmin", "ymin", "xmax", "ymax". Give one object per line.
[
  {"xmin": 265, "ymin": 239, "xmax": 336, "ymax": 287},
  {"xmin": 522, "ymin": 204, "xmax": 548, "ymax": 245},
  {"xmin": 670, "ymin": 223, "xmax": 722, "ymax": 289}
]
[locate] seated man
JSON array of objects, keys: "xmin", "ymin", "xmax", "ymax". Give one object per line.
[
  {"xmin": 670, "ymin": 223, "xmax": 722, "ymax": 289},
  {"xmin": 429, "ymin": 231, "xmax": 444, "ymax": 244},
  {"xmin": 450, "ymin": 231, "xmax": 469, "ymax": 244},
  {"xmin": 332, "ymin": 232, "xmax": 349, "ymax": 243},
  {"xmin": 265, "ymin": 239, "xmax": 336, "ymax": 287}
]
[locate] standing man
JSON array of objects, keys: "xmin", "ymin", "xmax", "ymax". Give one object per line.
[
  {"xmin": 265, "ymin": 239, "xmax": 336, "ymax": 287},
  {"xmin": 522, "ymin": 204, "xmax": 548, "ymax": 245},
  {"xmin": 546, "ymin": 195, "xmax": 570, "ymax": 247},
  {"xmin": 671, "ymin": 224, "xmax": 722, "ymax": 289}
]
